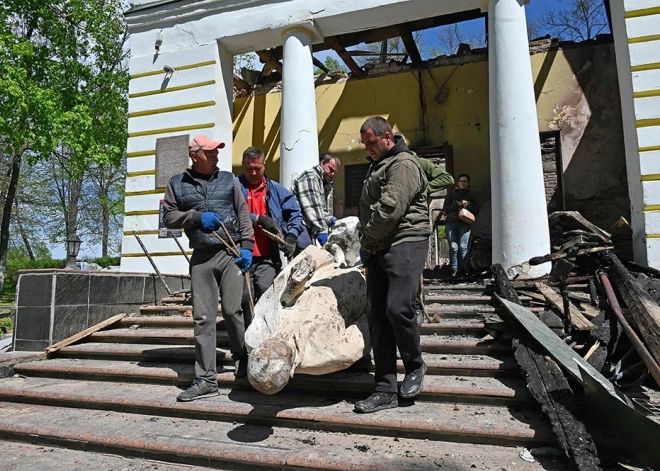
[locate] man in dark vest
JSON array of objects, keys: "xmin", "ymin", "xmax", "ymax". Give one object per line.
[
  {"xmin": 162, "ymin": 135, "xmax": 254, "ymax": 402},
  {"xmin": 356, "ymin": 117, "xmax": 430, "ymax": 414}
]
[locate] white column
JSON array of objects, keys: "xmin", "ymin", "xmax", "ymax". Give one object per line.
[
  {"xmin": 280, "ymin": 27, "xmax": 320, "ymax": 189},
  {"xmin": 489, "ymin": 0, "xmax": 551, "ymax": 278},
  {"xmin": 215, "ymin": 42, "xmax": 235, "ymax": 172}
]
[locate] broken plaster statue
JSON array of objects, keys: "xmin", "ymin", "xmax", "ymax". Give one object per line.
[
  {"xmin": 244, "ymin": 245, "xmax": 369, "ymax": 395},
  {"xmin": 325, "ymin": 216, "xmax": 361, "ymax": 267}
]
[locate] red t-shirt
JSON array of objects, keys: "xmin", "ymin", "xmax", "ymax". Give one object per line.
[{"xmin": 246, "ymin": 179, "xmax": 272, "ymax": 257}]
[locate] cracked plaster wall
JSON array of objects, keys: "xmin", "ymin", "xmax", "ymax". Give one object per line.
[{"xmin": 232, "ymin": 40, "xmax": 629, "ymax": 230}]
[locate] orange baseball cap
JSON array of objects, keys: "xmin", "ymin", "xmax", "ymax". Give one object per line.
[{"xmin": 189, "ymin": 135, "xmax": 225, "ymax": 151}]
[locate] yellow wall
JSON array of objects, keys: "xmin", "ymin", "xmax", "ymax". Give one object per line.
[{"xmin": 232, "ymin": 41, "xmax": 627, "ymax": 227}]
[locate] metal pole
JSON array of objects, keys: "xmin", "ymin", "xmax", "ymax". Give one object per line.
[
  {"xmin": 599, "ymin": 271, "xmax": 660, "ymax": 386},
  {"xmin": 170, "ymin": 232, "xmax": 190, "ymax": 263},
  {"xmin": 133, "ymin": 231, "xmax": 173, "ymax": 296}
]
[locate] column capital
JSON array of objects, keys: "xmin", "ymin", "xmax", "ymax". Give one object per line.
[{"xmin": 280, "ymin": 20, "xmax": 323, "ymax": 43}]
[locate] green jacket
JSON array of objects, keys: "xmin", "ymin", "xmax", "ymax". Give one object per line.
[
  {"xmin": 413, "ymin": 153, "xmax": 454, "ymax": 194},
  {"xmin": 358, "ymin": 140, "xmax": 431, "ymax": 252}
]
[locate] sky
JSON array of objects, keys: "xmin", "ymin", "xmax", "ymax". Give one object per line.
[{"xmin": 315, "ymin": 0, "xmax": 555, "ymax": 65}]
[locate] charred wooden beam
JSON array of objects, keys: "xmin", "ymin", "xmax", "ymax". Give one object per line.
[
  {"xmin": 492, "ymin": 264, "xmax": 602, "ymax": 471},
  {"xmin": 233, "ymin": 75, "xmax": 251, "ymax": 90},
  {"xmin": 326, "ymin": 36, "xmax": 364, "ymax": 78},
  {"xmin": 312, "ymin": 56, "xmax": 329, "ymax": 73},
  {"xmin": 399, "ymin": 24, "xmax": 422, "ymax": 66},
  {"xmin": 256, "ymin": 49, "xmax": 282, "ymax": 73},
  {"xmin": 602, "ymin": 253, "xmax": 660, "ymax": 384}
]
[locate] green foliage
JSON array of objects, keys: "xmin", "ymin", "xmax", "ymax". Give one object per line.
[
  {"xmin": 323, "ymin": 56, "xmax": 347, "ymax": 73},
  {"xmin": 1, "ymin": 257, "xmax": 65, "ymax": 303},
  {"xmin": 0, "ymin": 316, "xmax": 12, "ymax": 334},
  {"xmin": 83, "ymin": 255, "xmax": 120, "ymax": 268}
]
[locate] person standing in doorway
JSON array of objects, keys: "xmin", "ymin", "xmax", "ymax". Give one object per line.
[
  {"xmin": 356, "ymin": 117, "xmax": 430, "ymax": 414},
  {"xmin": 292, "ymin": 154, "xmax": 340, "ymax": 246},
  {"xmin": 162, "ymin": 135, "xmax": 254, "ymax": 402},
  {"xmin": 236, "ymin": 146, "xmax": 310, "ymax": 319},
  {"xmin": 443, "ymin": 174, "xmax": 479, "ymax": 277}
]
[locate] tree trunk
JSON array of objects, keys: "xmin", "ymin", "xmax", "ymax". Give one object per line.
[
  {"xmin": 14, "ymin": 199, "xmax": 35, "ymax": 261},
  {"xmin": 0, "ymin": 152, "xmax": 23, "ymax": 292},
  {"xmin": 101, "ymin": 205, "xmax": 109, "ymax": 257}
]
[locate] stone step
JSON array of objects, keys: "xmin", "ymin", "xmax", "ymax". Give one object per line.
[
  {"xmin": 424, "ymin": 294, "xmax": 540, "ymax": 304},
  {"xmin": 13, "ymin": 358, "xmax": 531, "ymax": 405},
  {"xmin": 0, "ymin": 401, "xmax": 558, "ymax": 470},
  {"xmin": 55, "ymin": 344, "xmax": 520, "ymax": 377},
  {"xmin": 139, "ymin": 305, "xmax": 214, "ymax": 315},
  {"xmin": 0, "ymin": 377, "xmax": 554, "ymax": 447},
  {"xmin": 117, "ymin": 315, "xmax": 494, "ymax": 336},
  {"xmin": 427, "ymin": 305, "xmax": 544, "ymax": 315},
  {"xmin": 87, "ymin": 329, "xmax": 512, "ymax": 354}
]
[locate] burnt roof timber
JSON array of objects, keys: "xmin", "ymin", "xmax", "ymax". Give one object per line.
[
  {"xmin": 399, "ymin": 24, "xmax": 423, "ymax": 66},
  {"xmin": 265, "ymin": 9, "xmax": 484, "ymax": 59},
  {"xmin": 326, "ymin": 36, "xmax": 364, "ymax": 78}
]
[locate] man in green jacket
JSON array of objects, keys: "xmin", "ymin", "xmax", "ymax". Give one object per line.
[
  {"xmin": 393, "ymin": 132, "xmax": 454, "ymax": 195},
  {"xmin": 355, "ymin": 117, "xmax": 430, "ymax": 414}
]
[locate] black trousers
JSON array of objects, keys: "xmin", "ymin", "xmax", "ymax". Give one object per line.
[{"xmin": 366, "ymin": 239, "xmax": 428, "ymax": 393}]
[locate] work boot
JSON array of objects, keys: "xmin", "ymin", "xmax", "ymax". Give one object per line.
[
  {"xmin": 235, "ymin": 357, "xmax": 248, "ymax": 378},
  {"xmin": 400, "ymin": 362, "xmax": 427, "ymax": 399},
  {"xmin": 354, "ymin": 392, "xmax": 398, "ymax": 414},
  {"xmin": 177, "ymin": 379, "xmax": 219, "ymax": 402}
]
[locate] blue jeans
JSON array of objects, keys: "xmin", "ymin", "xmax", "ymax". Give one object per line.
[{"xmin": 445, "ymin": 219, "xmax": 471, "ymax": 273}]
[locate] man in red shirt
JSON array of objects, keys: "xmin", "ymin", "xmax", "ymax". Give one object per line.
[{"xmin": 236, "ymin": 147, "xmax": 309, "ymax": 323}]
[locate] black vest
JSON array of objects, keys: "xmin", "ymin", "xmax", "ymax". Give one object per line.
[{"xmin": 170, "ymin": 169, "xmax": 239, "ymax": 250}]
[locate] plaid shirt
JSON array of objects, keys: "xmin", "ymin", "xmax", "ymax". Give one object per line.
[{"xmin": 292, "ymin": 165, "xmax": 333, "ymax": 236}]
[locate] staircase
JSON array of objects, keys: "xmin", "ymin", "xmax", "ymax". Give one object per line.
[{"xmin": 0, "ymin": 280, "xmax": 563, "ymax": 470}]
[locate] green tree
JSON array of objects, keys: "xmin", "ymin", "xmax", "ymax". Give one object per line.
[
  {"xmin": 323, "ymin": 56, "xmax": 347, "ymax": 73},
  {"xmin": 0, "ymin": 1, "xmax": 128, "ymax": 291}
]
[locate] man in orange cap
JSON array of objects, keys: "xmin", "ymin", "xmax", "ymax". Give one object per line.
[{"xmin": 162, "ymin": 135, "xmax": 255, "ymax": 402}]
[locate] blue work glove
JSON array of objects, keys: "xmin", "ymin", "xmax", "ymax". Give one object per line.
[
  {"xmin": 201, "ymin": 212, "xmax": 222, "ymax": 231},
  {"xmin": 329, "ymin": 217, "xmax": 338, "ymax": 226},
  {"xmin": 234, "ymin": 249, "xmax": 252, "ymax": 273},
  {"xmin": 360, "ymin": 249, "xmax": 371, "ymax": 265},
  {"xmin": 316, "ymin": 234, "xmax": 328, "ymax": 246}
]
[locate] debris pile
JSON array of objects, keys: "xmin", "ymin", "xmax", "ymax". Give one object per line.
[{"xmin": 493, "ymin": 211, "xmax": 660, "ymax": 470}]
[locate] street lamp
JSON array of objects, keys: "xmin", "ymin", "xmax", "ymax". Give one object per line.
[{"xmin": 65, "ymin": 233, "xmax": 82, "ymax": 269}]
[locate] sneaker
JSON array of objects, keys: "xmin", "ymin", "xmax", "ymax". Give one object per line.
[
  {"xmin": 354, "ymin": 392, "xmax": 398, "ymax": 414},
  {"xmin": 399, "ymin": 362, "xmax": 427, "ymax": 399},
  {"xmin": 235, "ymin": 357, "xmax": 248, "ymax": 378},
  {"xmin": 177, "ymin": 378, "xmax": 219, "ymax": 402}
]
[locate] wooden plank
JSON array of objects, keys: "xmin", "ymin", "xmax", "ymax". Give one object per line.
[
  {"xmin": 605, "ymin": 253, "xmax": 660, "ymax": 372},
  {"xmin": 46, "ymin": 313, "xmax": 127, "ymax": 355},
  {"xmin": 233, "ymin": 75, "xmax": 251, "ymax": 90},
  {"xmin": 312, "ymin": 56, "xmax": 329, "ymax": 73},
  {"xmin": 535, "ymin": 283, "xmax": 595, "ymax": 331},
  {"xmin": 326, "ymin": 36, "xmax": 364, "ymax": 78},
  {"xmin": 399, "ymin": 24, "xmax": 423, "ymax": 66},
  {"xmin": 255, "ymin": 49, "xmax": 282, "ymax": 73}
]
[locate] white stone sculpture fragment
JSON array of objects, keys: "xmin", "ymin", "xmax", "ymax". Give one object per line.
[
  {"xmin": 325, "ymin": 216, "xmax": 361, "ymax": 267},
  {"xmin": 244, "ymin": 245, "xmax": 369, "ymax": 395}
]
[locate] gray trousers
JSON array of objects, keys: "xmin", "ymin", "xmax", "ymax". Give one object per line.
[
  {"xmin": 241, "ymin": 256, "xmax": 278, "ymax": 319},
  {"xmin": 190, "ymin": 248, "xmax": 245, "ymax": 384}
]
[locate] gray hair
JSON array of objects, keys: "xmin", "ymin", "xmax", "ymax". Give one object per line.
[
  {"xmin": 242, "ymin": 146, "xmax": 265, "ymax": 163},
  {"xmin": 320, "ymin": 153, "xmax": 341, "ymax": 166},
  {"xmin": 360, "ymin": 116, "xmax": 393, "ymax": 138}
]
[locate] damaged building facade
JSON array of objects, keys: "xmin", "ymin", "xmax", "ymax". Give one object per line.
[{"xmin": 121, "ymin": 0, "xmax": 660, "ymax": 274}]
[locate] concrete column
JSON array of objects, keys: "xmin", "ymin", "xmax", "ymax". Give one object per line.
[
  {"xmin": 280, "ymin": 27, "xmax": 320, "ymax": 189},
  {"xmin": 489, "ymin": 0, "xmax": 551, "ymax": 278}
]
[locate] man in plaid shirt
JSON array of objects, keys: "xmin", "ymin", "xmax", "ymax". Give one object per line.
[{"xmin": 292, "ymin": 154, "xmax": 341, "ymax": 246}]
